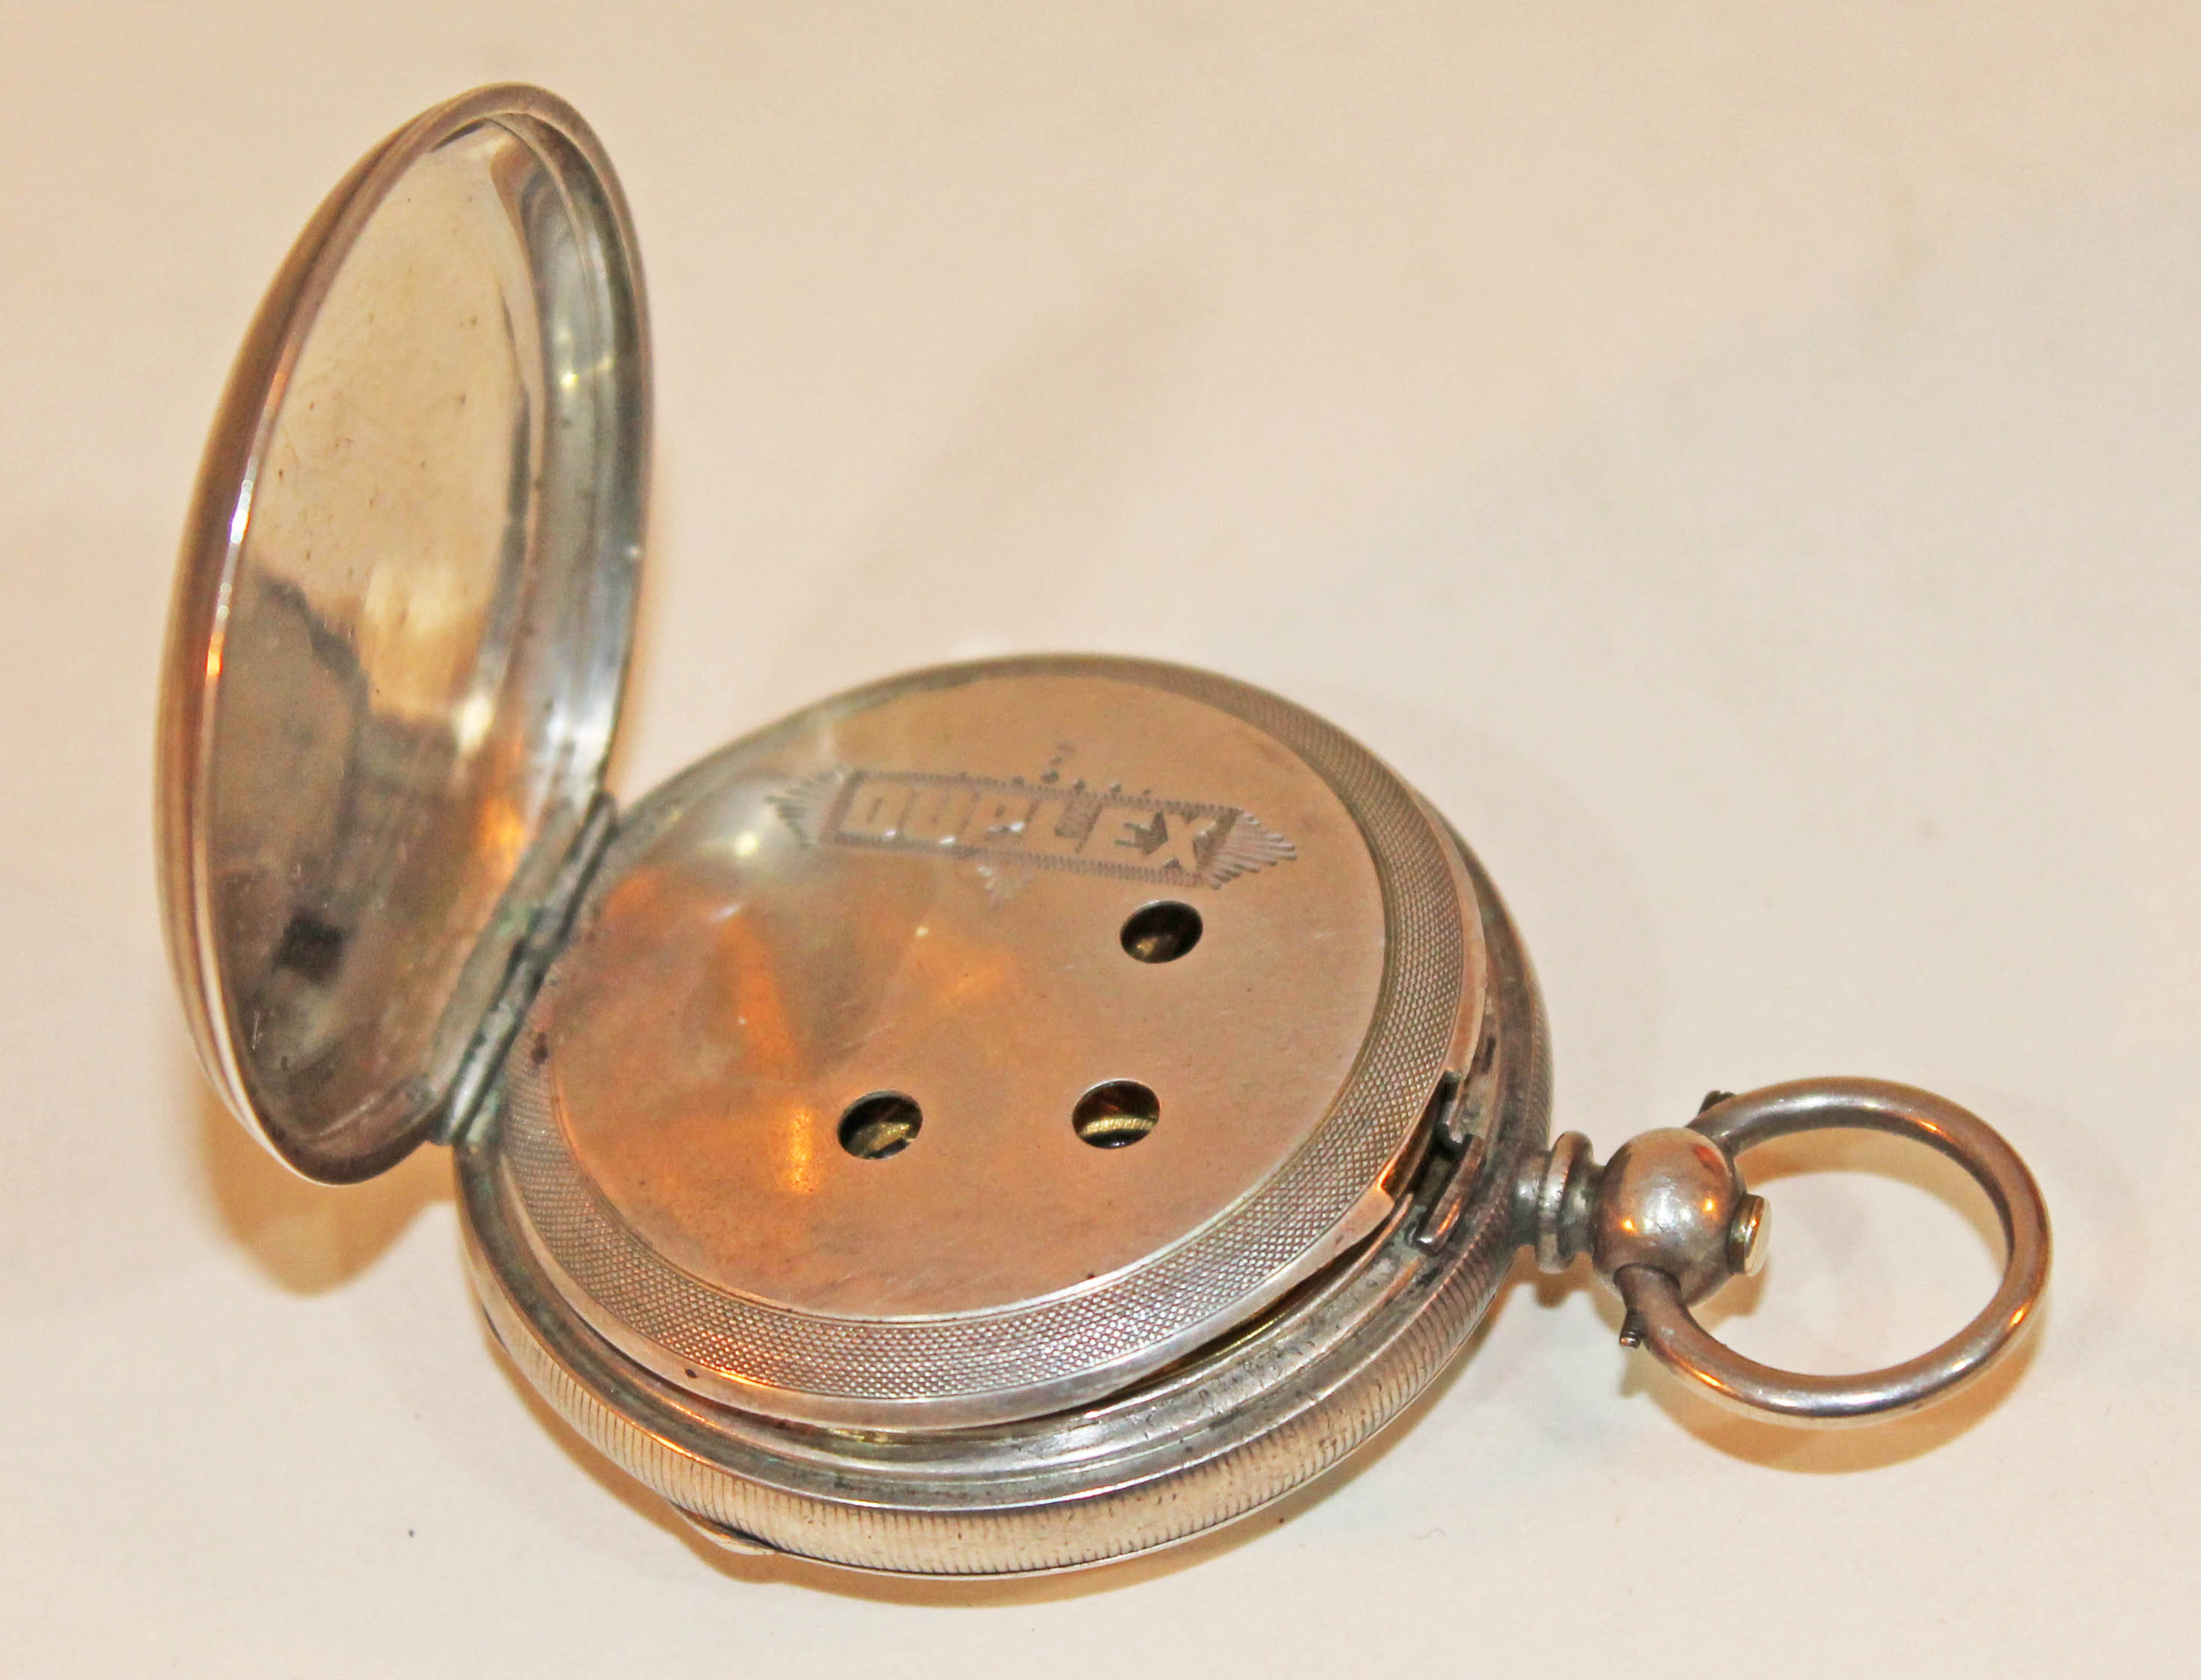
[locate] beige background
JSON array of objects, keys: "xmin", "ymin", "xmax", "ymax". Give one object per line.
[{"xmin": 2, "ymin": 4, "xmax": 2194, "ymax": 1675}]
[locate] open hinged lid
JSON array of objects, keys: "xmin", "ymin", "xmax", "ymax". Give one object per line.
[{"xmin": 157, "ymin": 87, "xmax": 649, "ymax": 1182}]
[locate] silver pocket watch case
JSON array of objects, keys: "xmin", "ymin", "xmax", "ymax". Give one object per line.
[{"xmin": 159, "ymin": 86, "xmax": 2051, "ymax": 1577}]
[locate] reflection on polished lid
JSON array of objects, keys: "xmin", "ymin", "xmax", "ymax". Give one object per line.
[
  {"xmin": 155, "ymin": 86, "xmax": 649, "ymax": 1182},
  {"xmin": 497, "ymin": 659, "xmax": 1485, "ymax": 1428}
]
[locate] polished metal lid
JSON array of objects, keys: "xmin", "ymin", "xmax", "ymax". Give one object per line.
[
  {"xmin": 157, "ymin": 87, "xmax": 649, "ymax": 1181},
  {"xmin": 497, "ymin": 658, "xmax": 1488, "ymax": 1427}
]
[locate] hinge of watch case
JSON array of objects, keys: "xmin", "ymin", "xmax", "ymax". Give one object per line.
[{"xmin": 437, "ymin": 791, "xmax": 619, "ymax": 1147}]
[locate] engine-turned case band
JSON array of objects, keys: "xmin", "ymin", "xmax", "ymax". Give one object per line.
[
  {"xmin": 461, "ymin": 831, "xmax": 1549, "ymax": 1576},
  {"xmin": 490, "ymin": 658, "xmax": 1488, "ymax": 1428}
]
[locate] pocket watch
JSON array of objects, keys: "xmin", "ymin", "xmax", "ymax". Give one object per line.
[{"xmin": 157, "ymin": 85, "xmax": 2050, "ymax": 1577}]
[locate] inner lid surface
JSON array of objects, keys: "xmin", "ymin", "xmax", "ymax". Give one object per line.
[
  {"xmin": 546, "ymin": 671, "xmax": 1388, "ymax": 1320},
  {"xmin": 492, "ymin": 658, "xmax": 1482, "ymax": 1428},
  {"xmin": 157, "ymin": 87, "xmax": 648, "ymax": 1182}
]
